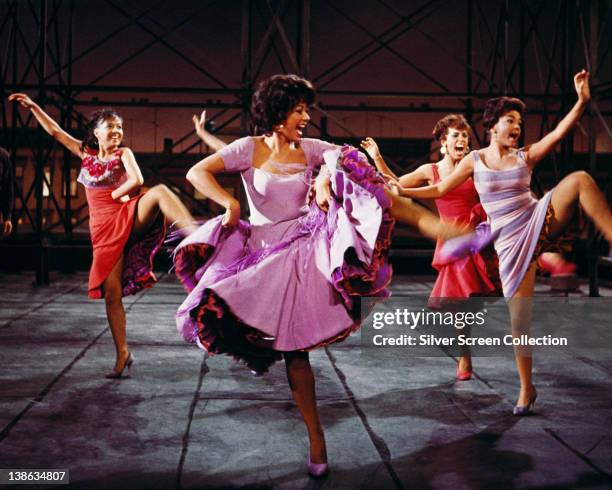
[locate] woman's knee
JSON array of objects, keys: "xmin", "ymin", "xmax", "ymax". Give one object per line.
[
  {"xmin": 151, "ymin": 183, "xmax": 171, "ymax": 197},
  {"xmin": 567, "ymin": 170, "xmax": 593, "ymax": 188},
  {"xmin": 104, "ymin": 285, "xmax": 123, "ymax": 306}
]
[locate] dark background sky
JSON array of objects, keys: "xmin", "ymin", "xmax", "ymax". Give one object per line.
[{"xmin": 2, "ymin": 0, "xmax": 611, "ymax": 153}]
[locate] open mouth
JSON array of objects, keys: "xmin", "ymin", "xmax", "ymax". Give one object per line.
[
  {"xmin": 296, "ymin": 124, "xmax": 307, "ymax": 136},
  {"xmin": 454, "ymin": 143, "xmax": 467, "ymax": 155}
]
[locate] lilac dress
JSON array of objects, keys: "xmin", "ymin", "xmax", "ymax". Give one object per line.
[
  {"xmin": 174, "ymin": 137, "xmax": 394, "ymax": 373},
  {"xmin": 472, "ymin": 150, "xmax": 553, "ymax": 297}
]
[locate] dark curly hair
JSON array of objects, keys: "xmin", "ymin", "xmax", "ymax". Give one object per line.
[
  {"xmin": 80, "ymin": 108, "xmax": 123, "ymax": 152},
  {"xmin": 250, "ymin": 74, "xmax": 315, "ymax": 135},
  {"xmin": 432, "ymin": 114, "xmax": 472, "ymax": 142},
  {"xmin": 482, "ymin": 96, "xmax": 526, "ymax": 131}
]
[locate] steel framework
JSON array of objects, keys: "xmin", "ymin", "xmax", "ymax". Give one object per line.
[{"xmin": 1, "ymin": 0, "xmax": 611, "ymax": 291}]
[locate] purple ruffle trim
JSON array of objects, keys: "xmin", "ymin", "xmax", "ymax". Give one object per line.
[
  {"xmin": 121, "ymin": 216, "xmax": 166, "ymax": 296},
  {"xmin": 330, "ymin": 146, "xmax": 394, "ymax": 315}
]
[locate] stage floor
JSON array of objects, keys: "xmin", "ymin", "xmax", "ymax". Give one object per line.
[{"xmin": 1, "ymin": 272, "xmax": 611, "ymax": 489}]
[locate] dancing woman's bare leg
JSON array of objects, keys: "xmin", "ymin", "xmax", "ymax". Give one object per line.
[
  {"xmin": 133, "ymin": 184, "xmax": 197, "ymax": 237},
  {"xmin": 386, "ymin": 190, "xmax": 467, "ymax": 241},
  {"xmin": 284, "ymin": 351, "xmax": 327, "ymax": 464},
  {"xmin": 547, "ymin": 171, "xmax": 612, "ymax": 242},
  {"xmin": 507, "ymin": 261, "xmax": 538, "ymax": 408},
  {"xmin": 102, "ymin": 255, "xmax": 129, "ymax": 372}
]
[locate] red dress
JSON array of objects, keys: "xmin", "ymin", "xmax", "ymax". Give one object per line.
[
  {"xmin": 429, "ymin": 163, "xmax": 501, "ymax": 308},
  {"xmin": 79, "ymin": 148, "xmax": 166, "ymax": 299}
]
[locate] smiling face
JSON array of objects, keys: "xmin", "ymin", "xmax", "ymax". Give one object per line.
[
  {"xmin": 441, "ymin": 126, "xmax": 470, "ymax": 162},
  {"xmin": 491, "ymin": 110, "xmax": 522, "ymax": 148},
  {"xmin": 277, "ymin": 102, "xmax": 310, "ymax": 142},
  {"xmin": 94, "ymin": 116, "xmax": 124, "ymax": 150}
]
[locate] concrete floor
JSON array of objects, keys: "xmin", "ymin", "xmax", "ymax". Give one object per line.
[{"xmin": 0, "ymin": 271, "xmax": 611, "ymax": 490}]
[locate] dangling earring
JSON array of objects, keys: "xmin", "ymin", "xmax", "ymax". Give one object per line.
[
  {"xmin": 440, "ymin": 145, "xmax": 447, "ymax": 155},
  {"xmin": 465, "ymin": 145, "xmax": 470, "ymax": 152}
]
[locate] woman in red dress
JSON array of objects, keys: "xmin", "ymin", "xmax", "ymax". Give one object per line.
[
  {"xmin": 10, "ymin": 93, "xmax": 197, "ymax": 378},
  {"xmin": 361, "ymin": 114, "xmax": 501, "ymax": 380}
]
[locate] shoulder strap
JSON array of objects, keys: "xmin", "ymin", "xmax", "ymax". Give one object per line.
[{"xmin": 431, "ymin": 163, "xmax": 440, "ymax": 183}]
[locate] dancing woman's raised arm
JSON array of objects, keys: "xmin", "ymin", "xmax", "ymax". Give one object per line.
[
  {"xmin": 398, "ymin": 155, "xmax": 474, "ymax": 199},
  {"xmin": 192, "ymin": 110, "xmax": 228, "ymax": 153},
  {"xmin": 360, "ymin": 137, "xmax": 399, "ymax": 181},
  {"xmin": 9, "ymin": 93, "xmax": 83, "ymax": 158},
  {"xmin": 525, "ymin": 70, "xmax": 590, "ymax": 167},
  {"xmin": 397, "ymin": 164, "xmax": 434, "ymax": 188}
]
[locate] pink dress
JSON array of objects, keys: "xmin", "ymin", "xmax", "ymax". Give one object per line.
[
  {"xmin": 429, "ymin": 163, "xmax": 501, "ymax": 308},
  {"xmin": 174, "ymin": 138, "xmax": 394, "ymax": 373},
  {"xmin": 78, "ymin": 148, "xmax": 166, "ymax": 299}
]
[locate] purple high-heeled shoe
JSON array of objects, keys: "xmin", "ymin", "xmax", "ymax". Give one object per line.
[
  {"xmin": 439, "ymin": 222, "xmax": 496, "ymax": 263},
  {"xmin": 513, "ymin": 389, "xmax": 537, "ymax": 416},
  {"xmin": 105, "ymin": 352, "xmax": 134, "ymax": 379},
  {"xmin": 307, "ymin": 458, "xmax": 329, "ymax": 477}
]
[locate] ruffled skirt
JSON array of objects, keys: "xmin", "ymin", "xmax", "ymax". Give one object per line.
[
  {"xmin": 86, "ymin": 187, "xmax": 166, "ymax": 299},
  {"xmin": 174, "ymin": 147, "xmax": 394, "ymax": 373}
]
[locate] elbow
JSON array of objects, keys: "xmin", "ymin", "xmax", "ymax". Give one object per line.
[
  {"xmin": 187, "ymin": 166, "xmax": 207, "ymax": 186},
  {"xmin": 50, "ymin": 127, "xmax": 62, "ymax": 140},
  {"xmin": 186, "ymin": 167, "xmax": 197, "ymax": 185},
  {"xmin": 136, "ymin": 176, "xmax": 145, "ymax": 186}
]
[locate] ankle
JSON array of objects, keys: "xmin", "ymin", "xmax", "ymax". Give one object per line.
[{"xmin": 458, "ymin": 357, "xmax": 472, "ymax": 369}]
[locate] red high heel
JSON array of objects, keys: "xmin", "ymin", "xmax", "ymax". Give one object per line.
[
  {"xmin": 456, "ymin": 365, "xmax": 472, "ymax": 381},
  {"xmin": 537, "ymin": 254, "xmax": 576, "ymax": 276}
]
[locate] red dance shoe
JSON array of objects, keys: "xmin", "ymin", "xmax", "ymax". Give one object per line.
[{"xmin": 537, "ymin": 254, "xmax": 576, "ymax": 276}]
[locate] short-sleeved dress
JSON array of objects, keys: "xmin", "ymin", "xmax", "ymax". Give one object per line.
[
  {"xmin": 78, "ymin": 148, "xmax": 166, "ymax": 299},
  {"xmin": 174, "ymin": 137, "xmax": 394, "ymax": 373},
  {"xmin": 472, "ymin": 150, "xmax": 553, "ymax": 297},
  {"xmin": 428, "ymin": 163, "xmax": 501, "ymax": 308}
]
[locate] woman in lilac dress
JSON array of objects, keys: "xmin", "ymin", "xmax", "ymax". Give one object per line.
[
  {"xmin": 393, "ymin": 70, "xmax": 612, "ymax": 415},
  {"xmin": 174, "ymin": 74, "xmax": 457, "ymax": 476}
]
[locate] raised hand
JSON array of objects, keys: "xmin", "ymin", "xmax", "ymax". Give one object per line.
[
  {"xmin": 192, "ymin": 110, "xmax": 207, "ymax": 139},
  {"xmin": 574, "ymin": 70, "xmax": 590, "ymax": 103},
  {"xmin": 360, "ymin": 137, "xmax": 382, "ymax": 161},
  {"xmin": 8, "ymin": 93, "xmax": 36, "ymax": 109}
]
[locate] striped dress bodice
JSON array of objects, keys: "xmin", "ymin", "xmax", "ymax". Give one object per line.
[{"xmin": 472, "ymin": 150, "xmax": 553, "ymax": 297}]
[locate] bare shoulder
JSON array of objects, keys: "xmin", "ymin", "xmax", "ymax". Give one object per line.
[
  {"xmin": 417, "ymin": 163, "xmax": 435, "ymax": 179},
  {"xmin": 119, "ymin": 146, "xmax": 134, "ymax": 157},
  {"xmin": 119, "ymin": 147, "xmax": 137, "ymax": 164}
]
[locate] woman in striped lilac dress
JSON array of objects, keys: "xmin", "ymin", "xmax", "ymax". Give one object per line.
[{"xmin": 393, "ymin": 70, "xmax": 612, "ymax": 415}]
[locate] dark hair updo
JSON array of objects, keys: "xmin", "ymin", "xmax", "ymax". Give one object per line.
[
  {"xmin": 250, "ymin": 74, "xmax": 315, "ymax": 135},
  {"xmin": 432, "ymin": 114, "xmax": 472, "ymax": 142},
  {"xmin": 81, "ymin": 108, "xmax": 123, "ymax": 152},
  {"xmin": 482, "ymin": 96, "xmax": 526, "ymax": 131}
]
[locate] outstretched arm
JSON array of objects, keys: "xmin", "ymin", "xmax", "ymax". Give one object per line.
[
  {"xmin": 186, "ymin": 153, "xmax": 240, "ymax": 227},
  {"xmin": 397, "ymin": 163, "xmax": 434, "ymax": 188},
  {"xmin": 360, "ymin": 137, "xmax": 399, "ymax": 181},
  {"xmin": 8, "ymin": 93, "xmax": 83, "ymax": 158},
  {"xmin": 525, "ymin": 70, "xmax": 590, "ymax": 167},
  {"xmin": 397, "ymin": 155, "xmax": 474, "ymax": 199},
  {"xmin": 192, "ymin": 110, "xmax": 227, "ymax": 152}
]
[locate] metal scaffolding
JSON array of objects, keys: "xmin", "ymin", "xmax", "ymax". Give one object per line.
[{"xmin": 1, "ymin": 0, "xmax": 611, "ymax": 290}]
